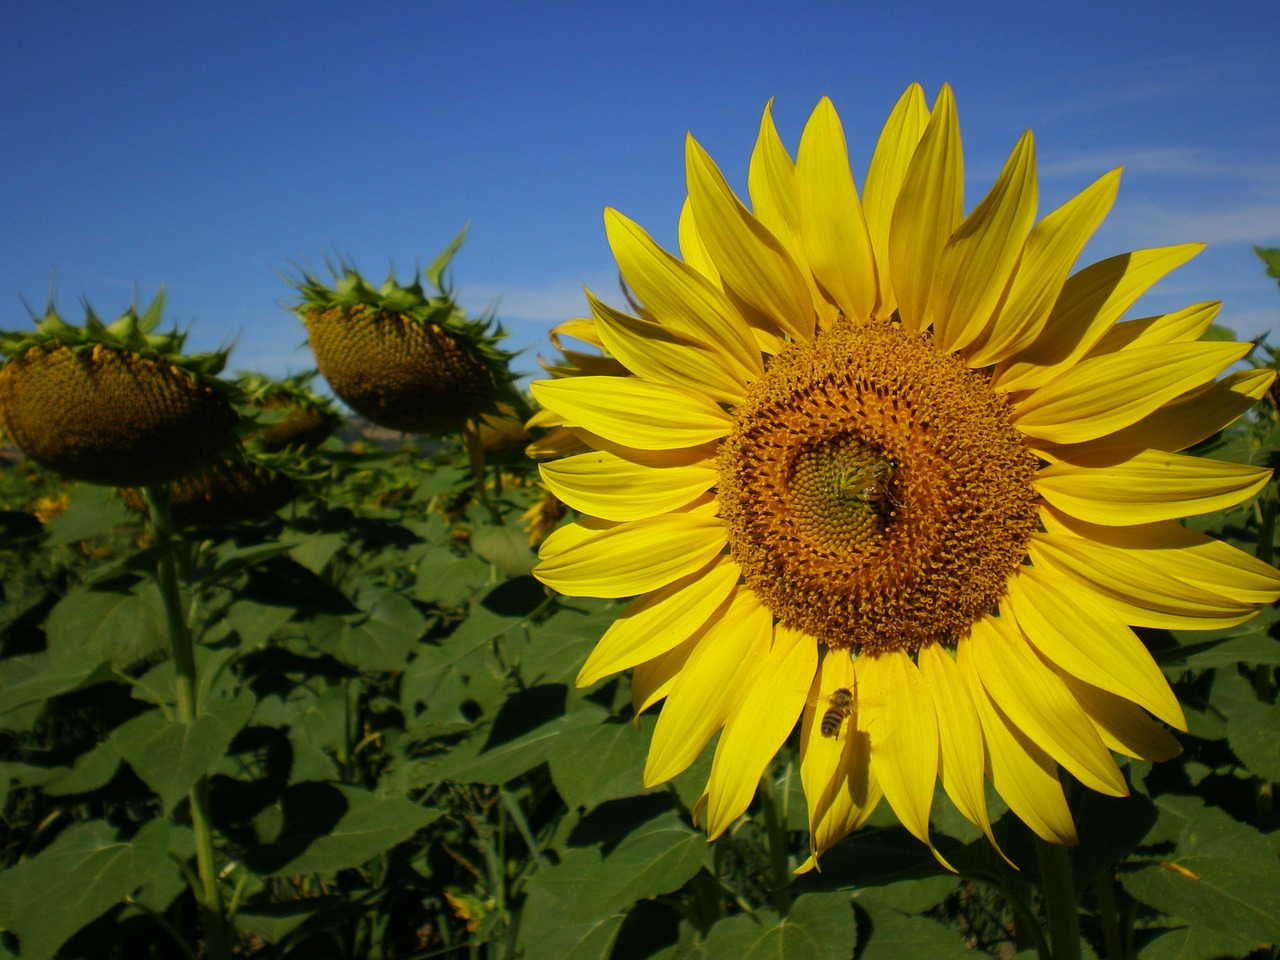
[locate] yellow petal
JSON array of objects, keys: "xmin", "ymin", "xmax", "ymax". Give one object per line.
[
  {"xmin": 930, "ymin": 130, "xmax": 1038, "ymax": 355},
  {"xmin": 1087, "ymin": 301, "xmax": 1221, "ymax": 356},
  {"xmin": 863, "ymin": 84, "xmax": 929, "ymax": 320},
  {"xmin": 917, "ymin": 642, "xmax": 1008, "ymax": 863},
  {"xmin": 966, "ymin": 169, "xmax": 1120, "ymax": 367},
  {"xmin": 576, "ymin": 554, "xmax": 741, "ymax": 687},
  {"xmin": 644, "ymin": 589, "xmax": 773, "ymax": 785},
  {"xmin": 540, "ymin": 450, "xmax": 716, "ymax": 522},
  {"xmin": 1004, "ymin": 566, "xmax": 1185, "ymax": 729},
  {"xmin": 1035, "ymin": 449, "xmax": 1271, "ymax": 524},
  {"xmin": 525, "ymin": 426, "xmax": 587, "ymax": 460},
  {"xmin": 796, "ymin": 97, "xmax": 877, "ymax": 323},
  {"xmin": 799, "ymin": 649, "xmax": 880, "ymax": 865},
  {"xmin": 860, "ymin": 649, "xmax": 952, "ymax": 869},
  {"xmin": 588, "ymin": 291, "xmax": 749, "ymax": 405},
  {"xmin": 994, "ymin": 244, "xmax": 1204, "ymax": 392},
  {"xmin": 1055, "ymin": 673, "xmax": 1183, "ymax": 762},
  {"xmin": 958, "ymin": 625, "xmax": 1077, "ymax": 845},
  {"xmin": 1028, "ymin": 534, "xmax": 1259, "ymax": 629},
  {"xmin": 748, "ymin": 100, "xmax": 802, "ymax": 262},
  {"xmin": 706, "ymin": 624, "xmax": 818, "ymax": 839},
  {"xmin": 890, "ymin": 84, "xmax": 963, "ymax": 334},
  {"xmin": 632, "ymin": 633, "xmax": 699, "ymax": 719},
  {"xmin": 1014, "ymin": 341, "xmax": 1248, "ymax": 444},
  {"xmin": 1033, "ymin": 368, "xmax": 1275, "ymax": 465},
  {"xmin": 604, "ymin": 209, "xmax": 763, "ymax": 385},
  {"xmin": 550, "ymin": 317, "xmax": 607, "ymax": 351},
  {"xmin": 970, "ymin": 614, "xmax": 1127, "ymax": 797},
  {"xmin": 530, "ymin": 376, "xmax": 732, "ymax": 451},
  {"xmin": 678, "ymin": 197, "xmax": 720, "ymax": 286},
  {"xmin": 1040, "ymin": 507, "xmax": 1280, "ymax": 606},
  {"xmin": 535, "ymin": 506, "xmax": 726, "ymax": 598},
  {"xmin": 686, "ymin": 134, "xmax": 815, "ymax": 342}
]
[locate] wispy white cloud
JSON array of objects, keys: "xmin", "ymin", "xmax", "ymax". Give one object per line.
[
  {"xmin": 1040, "ymin": 146, "xmax": 1280, "ymax": 184},
  {"xmin": 1104, "ymin": 200, "xmax": 1280, "ymax": 245},
  {"xmin": 459, "ymin": 273, "xmax": 616, "ymax": 325}
]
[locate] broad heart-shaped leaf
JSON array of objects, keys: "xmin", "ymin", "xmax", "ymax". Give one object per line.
[
  {"xmin": 224, "ymin": 597, "xmax": 295, "ymax": 649},
  {"xmin": 307, "ymin": 591, "xmax": 426, "ymax": 672},
  {"xmin": 1121, "ymin": 794, "xmax": 1280, "ymax": 947},
  {"xmin": 44, "ymin": 578, "xmax": 168, "ymax": 666},
  {"xmin": 44, "ymin": 738, "xmax": 122, "ymax": 796},
  {"xmin": 518, "ymin": 810, "xmax": 708, "ymax": 958},
  {"xmin": 416, "ymin": 685, "xmax": 568, "ymax": 786},
  {"xmin": 1213, "ymin": 671, "xmax": 1280, "ymax": 782},
  {"xmin": 112, "ymin": 691, "xmax": 256, "ymax": 813},
  {"xmin": 519, "ymin": 597, "xmax": 619, "ymax": 688},
  {"xmin": 0, "ymin": 818, "xmax": 169, "ymax": 960},
  {"xmin": 851, "ymin": 900, "xmax": 972, "ymax": 960},
  {"xmin": 1137, "ymin": 923, "xmax": 1263, "ymax": 960},
  {"xmin": 470, "ymin": 520, "xmax": 538, "ymax": 577},
  {"xmin": 42, "ymin": 483, "xmax": 130, "ymax": 547},
  {"xmin": 401, "ymin": 577, "xmax": 545, "ymax": 715},
  {"xmin": 548, "ymin": 705, "xmax": 653, "ymax": 810},
  {"xmin": 1068, "ymin": 788, "xmax": 1159, "ymax": 896},
  {"xmin": 412, "ymin": 545, "xmax": 491, "ymax": 607},
  {"xmin": 695, "ymin": 893, "xmax": 855, "ymax": 960},
  {"xmin": 0, "ymin": 647, "xmax": 115, "ymax": 723},
  {"xmin": 241, "ymin": 781, "xmax": 443, "ymax": 876}
]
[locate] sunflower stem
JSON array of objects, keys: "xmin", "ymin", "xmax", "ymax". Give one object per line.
[
  {"xmin": 1035, "ymin": 837, "xmax": 1082, "ymax": 960},
  {"xmin": 757, "ymin": 770, "xmax": 793, "ymax": 915},
  {"xmin": 462, "ymin": 420, "xmax": 501, "ymax": 523},
  {"xmin": 144, "ymin": 486, "xmax": 231, "ymax": 960},
  {"xmin": 1091, "ymin": 867, "xmax": 1127, "ymax": 959}
]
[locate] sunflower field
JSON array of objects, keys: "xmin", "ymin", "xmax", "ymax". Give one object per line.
[{"xmin": 3, "ymin": 87, "xmax": 1280, "ymax": 960}]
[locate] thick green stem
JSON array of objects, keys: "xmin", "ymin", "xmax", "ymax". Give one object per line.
[
  {"xmin": 757, "ymin": 770, "xmax": 793, "ymax": 916},
  {"xmin": 1035, "ymin": 837, "xmax": 1082, "ymax": 960},
  {"xmin": 145, "ymin": 487, "xmax": 230, "ymax": 960},
  {"xmin": 1091, "ymin": 868, "xmax": 1126, "ymax": 959}
]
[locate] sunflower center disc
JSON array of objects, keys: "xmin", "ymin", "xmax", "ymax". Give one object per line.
[{"xmin": 716, "ymin": 322, "xmax": 1040, "ymax": 655}]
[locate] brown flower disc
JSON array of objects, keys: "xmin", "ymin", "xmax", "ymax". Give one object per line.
[
  {"xmin": 0, "ymin": 343, "xmax": 235, "ymax": 487},
  {"xmin": 306, "ymin": 305, "xmax": 493, "ymax": 434},
  {"xmin": 124, "ymin": 459, "xmax": 297, "ymax": 527}
]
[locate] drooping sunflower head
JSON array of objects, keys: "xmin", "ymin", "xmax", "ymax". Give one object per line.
[
  {"xmin": 236, "ymin": 370, "xmax": 341, "ymax": 453},
  {"xmin": 0, "ymin": 290, "xmax": 238, "ymax": 488},
  {"xmin": 529, "ymin": 84, "xmax": 1280, "ymax": 869},
  {"xmin": 287, "ymin": 231, "xmax": 518, "ymax": 435}
]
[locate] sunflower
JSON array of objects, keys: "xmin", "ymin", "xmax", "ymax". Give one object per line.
[{"xmin": 529, "ymin": 85, "xmax": 1280, "ymax": 870}]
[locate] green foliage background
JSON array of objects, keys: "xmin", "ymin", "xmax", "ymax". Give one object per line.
[{"xmin": 1, "ymin": 256, "xmax": 1279, "ymax": 959}]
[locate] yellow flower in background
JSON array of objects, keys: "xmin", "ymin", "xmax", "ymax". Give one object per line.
[{"xmin": 529, "ymin": 84, "xmax": 1280, "ymax": 870}]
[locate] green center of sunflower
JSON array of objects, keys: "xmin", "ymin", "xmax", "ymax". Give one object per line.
[{"xmin": 716, "ymin": 321, "xmax": 1039, "ymax": 655}]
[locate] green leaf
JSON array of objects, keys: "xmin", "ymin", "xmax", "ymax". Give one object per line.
[
  {"xmin": 44, "ymin": 580, "xmax": 168, "ymax": 665},
  {"xmin": 225, "ymin": 598, "xmax": 295, "ymax": 648},
  {"xmin": 0, "ymin": 647, "xmax": 115, "ymax": 721},
  {"xmin": 112, "ymin": 692, "xmax": 256, "ymax": 812},
  {"xmin": 412, "ymin": 546, "xmax": 490, "ymax": 607},
  {"xmin": 194, "ymin": 540, "xmax": 298, "ymax": 584},
  {"xmin": 287, "ymin": 531, "xmax": 348, "ymax": 575},
  {"xmin": 422, "ymin": 685, "xmax": 567, "ymax": 785},
  {"xmin": 1121, "ymin": 795, "xmax": 1280, "ymax": 946},
  {"xmin": 334, "ymin": 592, "xmax": 426, "ymax": 672},
  {"xmin": 519, "ymin": 809, "xmax": 708, "ymax": 957},
  {"xmin": 471, "ymin": 521, "xmax": 537, "ymax": 577},
  {"xmin": 520, "ymin": 598, "xmax": 618, "ymax": 687},
  {"xmin": 1137, "ymin": 923, "xmax": 1263, "ymax": 960},
  {"xmin": 242, "ymin": 782, "xmax": 443, "ymax": 876},
  {"xmin": 1214, "ymin": 671, "xmax": 1280, "ymax": 781},
  {"xmin": 43, "ymin": 485, "xmax": 129, "ymax": 547},
  {"xmin": 44, "ymin": 739, "xmax": 122, "ymax": 796},
  {"xmin": 549, "ymin": 706, "xmax": 653, "ymax": 810},
  {"xmin": 696, "ymin": 894, "xmax": 855, "ymax": 960},
  {"xmin": 853, "ymin": 900, "xmax": 971, "ymax": 960},
  {"xmin": 0, "ymin": 818, "xmax": 169, "ymax": 960}
]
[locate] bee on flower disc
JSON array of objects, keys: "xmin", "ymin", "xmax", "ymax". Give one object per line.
[{"xmin": 860, "ymin": 458, "xmax": 900, "ymax": 518}]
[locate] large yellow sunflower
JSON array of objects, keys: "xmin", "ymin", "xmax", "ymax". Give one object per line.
[{"xmin": 528, "ymin": 84, "xmax": 1280, "ymax": 871}]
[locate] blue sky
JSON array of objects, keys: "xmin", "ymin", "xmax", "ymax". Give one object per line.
[{"xmin": 3, "ymin": 2, "xmax": 1278, "ymax": 385}]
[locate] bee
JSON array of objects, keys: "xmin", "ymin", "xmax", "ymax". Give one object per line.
[
  {"xmin": 859, "ymin": 458, "xmax": 900, "ymax": 517},
  {"xmin": 820, "ymin": 687, "xmax": 855, "ymax": 738}
]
